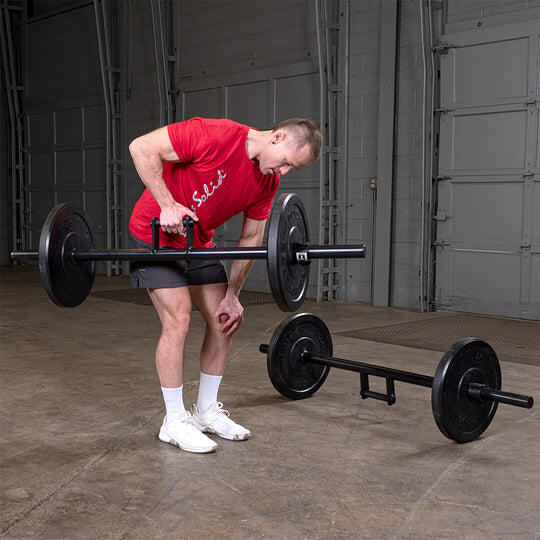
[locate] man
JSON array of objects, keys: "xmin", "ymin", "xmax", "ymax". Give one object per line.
[{"xmin": 128, "ymin": 117, "xmax": 321, "ymax": 453}]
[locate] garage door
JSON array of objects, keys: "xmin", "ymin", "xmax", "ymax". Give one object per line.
[{"xmin": 436, "ymin": 19, "xmax": 540, "ymax": 320}]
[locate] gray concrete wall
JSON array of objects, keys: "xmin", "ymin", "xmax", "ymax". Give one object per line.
[
  {"xmin": 390, "ymin": 0, "xmax": 424, "ymax": 308},
  {"xmin": 345, "ymin": 0, "xmax": 380, "ymax": 303},
  {"xmin": 344, "ymin": 0, "xmax": 426, "ymax": 308},
  {"xmin": 179, "ymin": 0, "xmax": 316, "ymax": 80},
  {"xmin": 1, "ymin": 59, "xmax": 11, "ymax": 266}
]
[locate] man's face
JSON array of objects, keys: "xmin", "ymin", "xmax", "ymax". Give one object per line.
[{"xmin": 257, "ymin": 130, "xmax": 312, "ymax": 176}]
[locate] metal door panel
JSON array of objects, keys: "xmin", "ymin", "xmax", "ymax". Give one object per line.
[
  {"xmin": 452, "ymin": 110, "xmax": 527, "ymax": 170},
  {"xmin": 56, "ymin": 190, "xmax": 83, "ymax": 206},
  {"xmin": 454, "ymin": 38, "xmax": 529, "ymax": 103},
  {"xmin": 84, "ymin": 104, "xmax": 106, "ymax": 144},
  {"xmin": 536, "ymin": 108, "xmax": 540, "ymax": 168},
  {"xmin": 440, "ymin": 19, "xmax": 540, "ymax": 108},
  {"xmin": 449, "ymin": 249, "xmax": 521, "ymax": 302},
  {"xmin": 28, "ymin": 153, "xmax": 54, "ymax": 189},
  {"xmin": 84, "ymin": 148, "xmax": 107, "ymax": 187},
  {"xmin": 183, "ymin": 88, "xmax": 222, "ymax": 118},
  {"xmin": 55, "ymin": 109, "xmax": 82, "ymax": 145},
  {"xmin": 531, "ymin": 255, "xmax": 540, "ymax": 303},
  {"xmin": 228, "ymin": 81, "xmax": 269, "ymax": 128},
  {"xmin": 450, "ymin": 180, "xmax": 523, "ymax": 241},
  {"xmin": 29, "ymin": 191, "xmax": 55, "ymax": 249},
  {"xmin": 533, "ymin": 181, "xmax": 540, "ymax": 244},
  {"xmin": 85, "ymin": 190, "xmax": 108, "ymax": 249},
  {"xmin": 56, "ymin": 150, "xmax": 83, "ymax": 186},
  {"xmin": 275, "ymin": 73, "xmax": 319, "ymax": 121},
  {"xmin": 28, "ymin": 112, "xmax": 53, "ymax": 148}
]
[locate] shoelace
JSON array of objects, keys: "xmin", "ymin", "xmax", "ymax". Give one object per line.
[
  {"xmin": 207, "ymin": 402, "xmax": 232, "ymax": 423},
  {"xmin": 167, "ymin": 411, "xmax": 195, "ymax": 427}
]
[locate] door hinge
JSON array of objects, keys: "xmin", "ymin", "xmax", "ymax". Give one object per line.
[
  {"xmin": 432, "ymin": 42, "xmax": 455, "ymax": 54},
  {"xmin": 434, "ymin": 209, "xmax": 449, "ymax": 221}
]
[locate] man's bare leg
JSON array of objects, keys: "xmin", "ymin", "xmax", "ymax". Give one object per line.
[
  {"xmin": 148, "ymin": 285, "xmax": 218, "ymax": 453},
  {"xmin": 189, "ymin": 282, "xmax": 232, "ymax": 376},
  {"xmin": 189, "ymin": 283, "xmax": 250, "ymax": 440},
  {"xmin": 147, "ymin": 286, "xmax": 192, "ymax": 387}
]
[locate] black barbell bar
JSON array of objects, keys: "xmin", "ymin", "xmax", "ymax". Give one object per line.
[
  {"xmin": 12, "ymin": 215, "xmax": 365, "ymax": 263},
  {"xmin": 12, "ymin": 243, "xmax": 364, "ymax": 262}
]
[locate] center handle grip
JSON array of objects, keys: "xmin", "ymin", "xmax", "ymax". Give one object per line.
[{"xmin": 150, "ymin": 215, "xmax": 197, "ymax": 251}]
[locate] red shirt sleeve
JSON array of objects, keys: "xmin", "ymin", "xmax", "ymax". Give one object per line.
[
  {"xmin": 245, "ymin": 177, "xmax": 280, "ymax": 221},
  {"xmin": 167, "ymin": 117, "xmax": 216, "ymax": 163}
]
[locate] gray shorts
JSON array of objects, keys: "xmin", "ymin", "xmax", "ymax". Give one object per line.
[{"xmin": 129, "ymin": 233, "xmax": 228, "ymax": 289}]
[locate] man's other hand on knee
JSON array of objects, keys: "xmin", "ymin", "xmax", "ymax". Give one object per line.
[{"xmin": 215, "ymin": 295, "xmax": 244, "ymax": 336}]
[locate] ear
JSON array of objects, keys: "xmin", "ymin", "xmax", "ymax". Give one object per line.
[{"xmin": 271, "ymin": 130, "xmax": 287, "ymax": 144}]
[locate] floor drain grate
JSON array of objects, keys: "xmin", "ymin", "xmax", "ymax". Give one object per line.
[{"xmin": 337, "ymin": 313, "xmax": 540, "ymax": 367}]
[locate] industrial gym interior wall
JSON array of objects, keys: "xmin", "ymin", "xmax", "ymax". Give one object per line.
[
  {"xmin": 6, "ymin": 0, "xmax": 538, "ymax": 315},
  {"xmin": 1, "ymin": 69, "xmax": 9, "ymax": 266}
]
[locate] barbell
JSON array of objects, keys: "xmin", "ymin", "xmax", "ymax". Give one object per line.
[
  {"xmin": 259, "ymin": 313, "xmax": 534, "ymax": 443},
  {"xmin": 11, "ymin": 193, "xmax": 366, "ymax": 311}
]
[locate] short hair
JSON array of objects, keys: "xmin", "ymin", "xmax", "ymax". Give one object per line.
[{"xmin": 272, "ymin": 118, "xmax": 322, "ymax": 164}]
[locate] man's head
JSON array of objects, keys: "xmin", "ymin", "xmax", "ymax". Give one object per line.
[{"xmin": 256, "ymin": 118, "xmax": 322, "ymax": 176}]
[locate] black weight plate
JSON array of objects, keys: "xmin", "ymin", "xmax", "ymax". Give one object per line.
[
  {"xmin": 432, "ymin": 338, "xmax": 501, "ymax": 443},
  {"xmin": 39, "ymin": 203, "xmax": 96, "ymax": 307},
  {"xmin": 267, "ymin": 193, "xmax": 310, "ymax": 311},
  {"xmin": 266, "ymin": 313, "xmax": 332, "ymax": 399}
]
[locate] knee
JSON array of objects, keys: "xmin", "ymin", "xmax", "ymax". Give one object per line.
[
  {"xmin": 162, "ymin": 312, "xmax": 190, "ymax": 340},
  {"xmin": 207, "ymin": 321, "xmax": 232, "ymax": 342}
]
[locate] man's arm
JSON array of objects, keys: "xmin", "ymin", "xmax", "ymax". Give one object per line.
[
  {"xmin": 215, "ymin": 216, "xmax": 267, "ymax": 336},
  {"xmin": 129, "ymin": 126, "xmax": 198, "ymax": 235}
]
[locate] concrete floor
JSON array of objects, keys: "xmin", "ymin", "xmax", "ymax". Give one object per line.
[{"xmin": 1, "ymin": 266, "xmax": 539, "ymax": 539}]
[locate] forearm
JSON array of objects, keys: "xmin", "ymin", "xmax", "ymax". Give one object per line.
[
  {"xmin": 226, "ymin": 236, "xmax": 261, "ymax": 297},
  {"xmin": 129, "ymin": 139, "xmax": 175, "ymax": 209}
]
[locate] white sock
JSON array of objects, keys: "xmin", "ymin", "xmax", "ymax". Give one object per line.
[
  {"xmin": 161, "ymin": 385, "xmax": 185, "ymax": 419},
  {"xmin": 197, "ymin": 372, "xmax": 223, "ymax": 412}
]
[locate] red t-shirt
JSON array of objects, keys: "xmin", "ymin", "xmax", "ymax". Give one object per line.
[{"xmin": 129, "ymin": 117, "xmax": 280, "ymax": 248}]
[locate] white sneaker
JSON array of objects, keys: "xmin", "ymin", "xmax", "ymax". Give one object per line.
[
  {"xmin": 158, "ymin": 411, "xmax": 218, "ymax": 453},
  {"xmin": 191, "ymin": 402, "xmax": 251, "ymax": 441}
]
